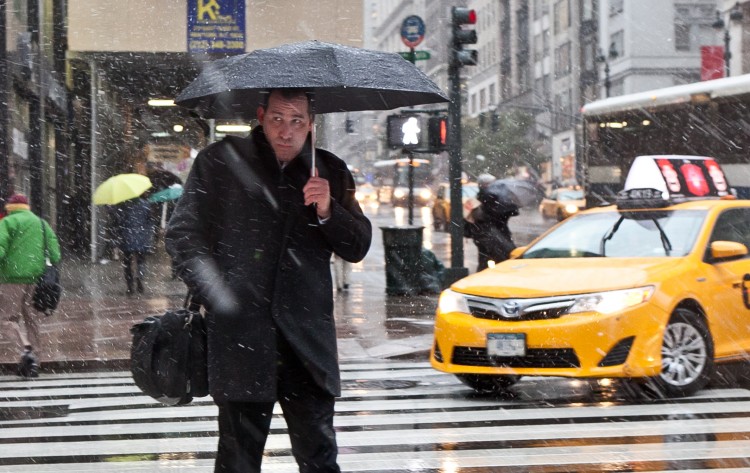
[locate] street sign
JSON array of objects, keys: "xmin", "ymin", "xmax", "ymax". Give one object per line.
[
  {"xmin": 398, "ymin": 50, "xmax": 431, "ymax": 61},
  {"xmin": 401, "ymin": 15, "xmax": 425, "ymax": 48}
]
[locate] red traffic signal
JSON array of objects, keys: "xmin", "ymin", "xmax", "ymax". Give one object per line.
[
  {"xmin": 452, "ymin": 7, "xmax": 476, "ymax": 25},
  {"xmin": 451, "ymin": 7, "xmax": 478, "ymax": 67},
  {"xmin": 428, "ymin": 116, "xmax": 449, "ymax": 151}
]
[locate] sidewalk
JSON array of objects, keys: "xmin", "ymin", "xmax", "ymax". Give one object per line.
[{"xmin": 0, "ymin": 205, "xmax": 547, "ymax": 374}]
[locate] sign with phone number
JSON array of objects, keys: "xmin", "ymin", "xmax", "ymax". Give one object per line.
[{"xmin": 188, "ymin": 0, "xmax": 245, "ymax": 54}]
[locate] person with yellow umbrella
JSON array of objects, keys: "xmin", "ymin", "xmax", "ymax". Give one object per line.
[{"xmin": 93, "ymin": 173, "xmax": 157, "ymax": 295}]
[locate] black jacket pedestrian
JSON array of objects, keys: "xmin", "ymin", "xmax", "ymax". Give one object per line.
[
  {"xmin": 111, "ymin": 198, "xmax": 156, "ymax": 254},
  {"xmin": 165, "ymin": 128, "xmax": 372, "ymax": 403},
  {"xmin": 464, "ymin": 188, "xmax": 517, "ymax": 270}
]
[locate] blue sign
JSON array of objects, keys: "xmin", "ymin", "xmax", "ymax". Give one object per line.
[
  {"xmin": 401, "ymin": 15, "xmax": 425, "ymax": 49},
  {"xmin": 188, "ymin": 0, "xmax": 245, "ymax": 54}
]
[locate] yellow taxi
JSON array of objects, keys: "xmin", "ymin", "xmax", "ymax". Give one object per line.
[
  {"xmin": 432, "ymin": 155, "xmax": 750, "ymax": 397},
  {"xmin": 538, "ymin": 186, "xmax": 585, "ymax": 221}
]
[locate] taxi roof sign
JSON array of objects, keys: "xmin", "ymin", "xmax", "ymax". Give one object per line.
[{"xmin": 623, "ymin": 155, "xmax": 731, "ymax": 202}]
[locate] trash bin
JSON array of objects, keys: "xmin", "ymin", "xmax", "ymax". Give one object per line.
[{"xmin": 380, "ymin": 226, "xmax": 424, "ymax": 295}]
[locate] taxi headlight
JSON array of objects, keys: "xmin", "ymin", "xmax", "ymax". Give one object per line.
[
  {"xmin": 420, "ymin": 189, "xmax": 432, "ymax": 199},
  {"xmin": 393, "ymin": 189, "xmax": 406, "ymax": 199},
  {"xmin": 564, "ymin": 203, "xmax": 579, "ymax": 214},
  {"xmin": 438, "ymin": 289, "xmax": 470, "ymax": 314},
  {"xmin": 567, "ymin": 286, "xmax": 654, "ymax": 315}
]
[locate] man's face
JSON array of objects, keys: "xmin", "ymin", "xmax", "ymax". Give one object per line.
[{"xmin": 257, "ymin": 91, "xmax": 312, "ymax": 163}]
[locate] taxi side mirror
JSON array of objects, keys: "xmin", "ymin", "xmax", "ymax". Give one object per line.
[
  {"xmin": 510, "ymin": 246, "xmax": 527, "ymax": 259},
  {"xmin": 709, "ymin": 240, "xmax": 748, "ymax": 262}
]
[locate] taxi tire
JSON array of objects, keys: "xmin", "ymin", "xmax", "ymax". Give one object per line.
[
  {"xmin": 456, "ymin": 374, "xmax": 520, "ymax": 394},
  {"xmin": 650, "ymin": 308, "xmax": 714, "ymax": 398}
]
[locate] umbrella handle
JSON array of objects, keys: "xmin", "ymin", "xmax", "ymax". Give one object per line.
[{"xmin": 310, "ymin": 123, "xmax": 316, "ymax": 176}]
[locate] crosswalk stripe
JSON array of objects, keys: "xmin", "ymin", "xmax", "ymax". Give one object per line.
[{"xmin": 1, "ymin": 362, "xmax": 750, "ymax": 472}]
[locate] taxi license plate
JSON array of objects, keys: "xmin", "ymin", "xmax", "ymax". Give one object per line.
[{"xmin": 487, "ymin": 333, "xmax": 526, "ymax": 357}]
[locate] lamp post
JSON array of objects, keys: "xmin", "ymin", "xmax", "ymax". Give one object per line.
[
  {"xmin": 596, "ymin": 42, "xmax": 619, "ymax": 98},
  {"xmin": 713, "ymin": 2, "xmax": 744, "ymax": 77}
]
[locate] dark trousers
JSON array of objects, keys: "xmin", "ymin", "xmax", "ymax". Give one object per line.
[
  {"xmin": 121, "ymin": 251, "xmax": 146, "ymax": 291},
  {"xmin": 214, "ymin": 336, "xmax": 341, "ymax": 473}
]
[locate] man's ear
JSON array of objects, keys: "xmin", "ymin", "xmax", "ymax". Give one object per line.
[{"xmin": 256, "ymin": 106, "xmax": 265, "ymax": 124}]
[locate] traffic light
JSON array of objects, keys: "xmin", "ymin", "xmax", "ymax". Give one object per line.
[
  {"xmin": 451, "ymin": 7, "xmax": 478, "ymax": 67},
  {"xmin": 386, "ymin": 114, "xmax": 425, "ymax": 149},
  {"xmin": 428, "ymin": 116, "xmax": 449, "ymax": 151}
]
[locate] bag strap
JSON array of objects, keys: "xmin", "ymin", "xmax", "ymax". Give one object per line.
[{"xmin": 39, "ymin": 218, "xmax": 50, "ymax": 265}]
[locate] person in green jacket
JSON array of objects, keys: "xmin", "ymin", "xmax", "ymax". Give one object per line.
[{"xmin": 0, "ymin": 193, "xmax": 61, "ymax": 377}]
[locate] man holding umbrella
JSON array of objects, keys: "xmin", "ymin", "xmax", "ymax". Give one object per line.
[{"xmin": 166, "ymin": 88, "xmax": 371, "ymax": 472}]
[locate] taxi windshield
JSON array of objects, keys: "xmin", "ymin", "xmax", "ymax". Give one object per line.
[{"xmin": 521, "ymin": 209, "xmax": 707, "ymax": 258}]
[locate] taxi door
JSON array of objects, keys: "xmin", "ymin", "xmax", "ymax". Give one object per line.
[{"xmin": 704, "ymin": 207, "xmax": 750, "ymax": 358}]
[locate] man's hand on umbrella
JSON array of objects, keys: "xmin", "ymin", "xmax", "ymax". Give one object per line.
[{"xmin": 304, "ymin": 170, "xmax": 331, "ymax": 219}]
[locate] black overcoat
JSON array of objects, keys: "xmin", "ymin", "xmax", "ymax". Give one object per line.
[{"xmin": 165, "ymin": 128, "xmax": 372, "ymax": 402}]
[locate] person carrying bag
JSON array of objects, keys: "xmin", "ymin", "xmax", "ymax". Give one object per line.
[{"xmin": 0, "ymin": 193, "xmax": 62, "ymax": 378}]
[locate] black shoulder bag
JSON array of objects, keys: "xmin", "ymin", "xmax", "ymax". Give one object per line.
[
  {"xmin": 32, "ymin": 219, "xmax": 62, "ymax": 315},
  {"xmin": 130, "ymin": 294, "xmax": 208, "ymax": 406}
]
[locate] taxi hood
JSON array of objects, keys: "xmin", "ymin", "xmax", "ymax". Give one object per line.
[{"xmin": 451, "ymin": 257, "xmax": 687, "ymax": 298}]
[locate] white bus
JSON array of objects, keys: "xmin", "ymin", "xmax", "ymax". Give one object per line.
[{"xmin": 581, "ymin": 74, "xmax": 750, "ymax": 206}]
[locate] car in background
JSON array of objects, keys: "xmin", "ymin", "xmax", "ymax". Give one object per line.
[
  {"xmin": 354, "ymin": 183, "xmax": 379, "ymax": 208},
  {"xmin": 391, "ymin": 186, "xmax": 433, "ymax": 207},
  {"xmin": 432, "ymin": 182, "xmax": 480, "ymax": 231},
  {"xmin": 432, "ymin": 155, "xmax": 747, "ymax": 398},
  {"xmin": 539, "ymin": 186, "xmax": 585, "ymax": 220}
]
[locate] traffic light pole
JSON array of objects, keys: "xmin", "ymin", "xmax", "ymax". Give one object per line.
[{"xmin": 445, "ymin": 61, "xmax": 468, "ymax": 283}]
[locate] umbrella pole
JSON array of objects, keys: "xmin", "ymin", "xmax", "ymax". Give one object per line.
[
  {"xmin": 309, "ymin": 92, "xmax": 316, "ymax": 176},
  {"xmin": 311, "ymin": 123, "xmax": 316, "ymax": 176}
]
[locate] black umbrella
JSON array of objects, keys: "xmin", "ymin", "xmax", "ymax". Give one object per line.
[
  {"xmin": 176, "ymin": 40, "xmax": 449, "ymax": 120},
  {"xmin": 481, "ymin": 179, "xmax": 544, "ymax": 216},
  {"xmin": 147, "ymin": 169, "xmax": 183, "ymax": 190},
  {"xmin": 488, "ymin": 179, "xmax": 545, "ymax": 208}
]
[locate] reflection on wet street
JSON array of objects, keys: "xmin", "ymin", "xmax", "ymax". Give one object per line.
[{"xmin": 3, "ymin": 202, "xmax": 543, "ymax": 368}]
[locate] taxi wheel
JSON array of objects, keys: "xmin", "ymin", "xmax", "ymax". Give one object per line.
[
  {"xmin": 456, "ymin": 374, "xmax": 520, "ymax": 394},
  {"xmin": 652, "ymin": 308, "xmax": 714, "ymax": 398}
]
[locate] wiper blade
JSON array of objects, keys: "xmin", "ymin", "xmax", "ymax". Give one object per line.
[
  {"xmin": 652, "ymin": 217, "xmax": 673, "ymax": 256},
  {"xmin": 600, "ymin": 215, "xmax": 625, "ymax": 256}
]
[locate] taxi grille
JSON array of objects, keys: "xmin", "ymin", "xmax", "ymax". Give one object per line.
[
  {"xmin": 466, "ymin": 295, "xmax": 576, "ymax": 321},
  {"xmin": 451, "ymin": 346, "xmax": 580, "ymax": 368}
]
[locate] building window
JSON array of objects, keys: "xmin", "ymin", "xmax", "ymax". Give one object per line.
[
  {"xmin": 610, "ymin": 30, "xmax": 624, "ymax": 57},
  {"xmin": 554, "ymin": 42, "xmax": 571, "ymax": 78},
  {"xmin": 582, "ymin": 0, "xmax": 594, "ymax": 21},
  {"xmin": 675, "ymin": 21, "xmax": 690, "ymax": 51},
  {"xmin": 674, "ymin": 3, "xmax": 717, "ymax": 53},
  {"xmin": 553, "ymin": 0, "xmax": 570, "ymax": 32},
  {"xmin": 610, "ymin": 0, "xmax": 624, "ymax": 16},
  {"xmin": 480, "ymin": 88, "xmax": 487, "ymax": 111},
  {"xmin": 489, "ymin": 84, "xmax": 496, "ymax": 106}
]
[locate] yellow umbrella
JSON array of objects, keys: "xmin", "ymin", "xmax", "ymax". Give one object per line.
[{"xmin": 93, "ymin": 174, "xmax": 152, "ymax": 205}]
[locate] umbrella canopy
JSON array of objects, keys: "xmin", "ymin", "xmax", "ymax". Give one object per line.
[
  {"xmin": 483, "ymin": 179, "xmax": 545, "ymax": 211},
  {"xmin": 148, "ymin": 184, "xmax": 184, "ymax": 203},
  {"xmin": 93, "ymin": 174, "xmax": 152, "ymax": 206},
  {"xmin": 176, "ymin": 40, "xmax": 449, "ymax": 120}
]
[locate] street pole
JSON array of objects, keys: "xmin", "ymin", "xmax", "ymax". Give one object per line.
[
  {"xmin": 446, "ymin": 60, "xmax": 468, "ymax": 282},
  {"xmin": 407, "ymin": 150, "xmax": 415, "ymax": 226},
  {"xmin": 724, "ymin": 28, "xmax": 731, "ymax": 77},
  {"xmin": 0, "ymin": 2, "xmax": 9, "ymax": 201},
  {"xmin": 405, "ymin": 48, "xmax": 416, "ymax": 226},
  {"xmin": 604, "ymin": 61, "xmax": 611, "ymax": 98}
]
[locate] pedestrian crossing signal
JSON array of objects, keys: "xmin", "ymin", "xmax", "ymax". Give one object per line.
[
  {"xmin": 387, "ymin": 114, "xmax": 425, "ymax": 150},
  {"xmin": 428, "ymin": 116, "xmax": 449, "ymax": 151}
]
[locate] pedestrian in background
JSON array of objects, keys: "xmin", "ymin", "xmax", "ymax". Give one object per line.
[
  {"xmin": 166, "ymin": 88, "xmax": 372, "ymax": 473},
  {"xmin": 332, "ymin": 254, "xmax": 351, "ymax": 292},
  {"xmin": 0, "ymin": 193, "xmax": 61, "ymax": 377},
  {"xmin": 111, "ymin": 196, "xmax": 156, "ymax": 296},
  {"xmin": 464, "ymin": 174, "xmax": 518, "ymax": 271}
]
